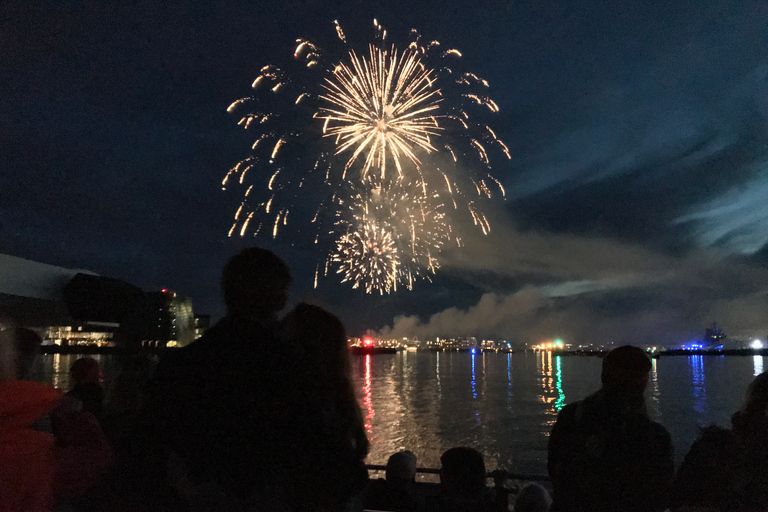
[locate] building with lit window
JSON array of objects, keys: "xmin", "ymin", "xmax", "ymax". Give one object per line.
[
  {"xmin": 0, "ymin": 254, "xmax": 197, "ymax": 350},
  {"xmin": 194, "ymin": 315, "xmax": 210, "ymax": 340}
]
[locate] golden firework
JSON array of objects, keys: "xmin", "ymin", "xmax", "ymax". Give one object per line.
[{"xmin": 318, "ymin": 44, "xmax": 443, "ymax": 180}]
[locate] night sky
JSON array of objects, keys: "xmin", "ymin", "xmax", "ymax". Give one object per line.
[{"xmin": 3, "ymin": 0, "xmax": 768, "ymax": 345}]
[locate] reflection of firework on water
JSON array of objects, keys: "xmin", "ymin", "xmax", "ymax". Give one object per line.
[
  {"xmin": 327, "ymin": 176, "xmax": 455, "ymax": 293},
  {"xmin": 224, "ymin": 19, "xmax": 510, "ymax": 292}
]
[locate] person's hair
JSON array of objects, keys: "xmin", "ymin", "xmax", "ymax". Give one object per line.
[
  {"xmin": 287, "ymin": 303, "xmax": 350, "ymax": 381},
  {"xmin": 601, "ymin": 345, "xmax": 651, "ymax": 390},
  {"xmin": 742, "ymin": 371, "xmax": 768, "ymax": 418},
  {"xmin": 106, "ymin": 355, "xmax": 156, "ymax": 416},
  {"xmin": 0, "ymin": 327, "xmax": 42, "ymax": 379},
  {"xmin": 514, "ymin": 482, "xmax": 552, "ymax": 512},
  {"xmin": 440, "ymin": 447, "xmax": 486, "ymax": 497},
  {"xmin": 386, "ymin": 450, "xmax": 417, "ymax": 482},
  {"xmin": 283, "ymin": 303, "xmax": 368, "ymax": 460},
  {"xmin": 221, "ymin": 247, "xmax": 291, "ymax": 319},
  {"xmin": 70, "ymin": 357, "xmax": 103, "ymax": 386}
]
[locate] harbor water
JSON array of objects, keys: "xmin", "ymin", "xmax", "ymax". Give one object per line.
[{"xmin": 35, "ymin": 350, "xmax": 765, "ymax": 476}]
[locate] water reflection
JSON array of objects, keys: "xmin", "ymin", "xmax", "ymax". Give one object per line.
[
  {"xmin": 363, "ymin": 354, "xmax": 374, "ymax": 436},
  {"xmin": 647, "ymin": 357, "xmax": 662, "ymax": 419},
  {"xmin": 51, "ymin": 354, "xmax": 63, "ymax": 389},
  {"xmin": 554, "ymin": 356, "xmax": 565, "ymax": 412},
  {"xmin": 471, "ymin": 352, "xmax": 477, "ymax": 400},
  {"xmin": 538, "ymin": 351, "xmax": 559, "ymax": 426},
  {"xmin": 35, "ymin": 351, "xmax": 767, "ymax": 477},
  {"xmin": 689, "ymin": 355, "xmax": 706, "ymax": 414},
  {"xmin": 539, "ymin": 351, "xmax": 554, "ymax": 400},
  {"xmin": 754, "ymin": 355, "xmax": 763, "ymax": 376}
]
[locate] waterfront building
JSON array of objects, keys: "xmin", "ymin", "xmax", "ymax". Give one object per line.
[
  {"xmin": 194, "ymin": 314, "xmax": 210, "ymax": 340},
  {"xmin": 45, "ymin": 322, "xmax": 117, "ymax": 347},
  {"xmin": 0, "ymin": 253, "xmax": 196, "ymax": 350},
  {"xmin": 143, "ymin": 290, "xmax": 195, "ymax": 348}
]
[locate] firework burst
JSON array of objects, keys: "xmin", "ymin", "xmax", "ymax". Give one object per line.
[
  {"xmin": 319, "ymin": 44, "xmax": 442, "ymax": 180},
  {"xmin": 225, "ymin": 19, "xmax": 510, "ymax": 293},
  {"xmin": 327, "ymin": 175, "xmax": 454, "ymax": 293},
  {"xmin": 332, "ymin": 219, "xmax": 400, "ymax": 294}
]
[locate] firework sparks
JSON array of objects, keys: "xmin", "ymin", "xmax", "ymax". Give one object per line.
[
  {"xmin": 327, "ymin": 176, "xmax": 454, "ymax": 293},
  {"xmin": 225, "ymin": 19, "xmax": 511, "ymax": 293},
  {"xmin": 333, "ymin": 219, "xmax": 400, "ymax": 294},
  {"xmin": 318, "ymin": 44, "xmax": 442, "ymax": 179}
]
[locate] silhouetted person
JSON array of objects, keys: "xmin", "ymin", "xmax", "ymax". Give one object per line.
[
  {"xmin": 363, "ymin": 450, "xmax": 423, "ymax": 512},
  {"xmin": 83, "ymin": 355, "xmax": 158, "ymax": 511},
  {"xmin": 101, "ymin": 355, "xmax": 156, "ymax": 454},
  {"xmin": 280, "ymin": 303, "xmax": 369, "ymax": 511},
  {"xmin": 548, "ymin": 345, "xmax": 673, "ymax": 512},
  {"xmin": 144, "ymin": 247, "xmax": 294, "ymax": 510},
  {"xmin": 426, "ymin": 447, "xmax": 504, "ymax": 512},
  {"xmin": 0, "ymin": 328, "xmax": 112, "ymax": 511},
  {"xmin": 67, "ymin": 357, "xmax": 105, "ymax": 419},
  {"xmin": 0, "ymin": 327, "xmax": 61, "ymax": 511},
  {"xmin": 672, "ymin": 371, "xmax": 768, "ymax": 511},
  {"xmin": 513, "ymin": 483, "xmax": 551, "ymax": 512}
]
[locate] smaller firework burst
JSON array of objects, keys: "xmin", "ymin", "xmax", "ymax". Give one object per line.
[
  {"xmin": 326, "ymin": 176, "xmax": 455, "ymax": 293},
  {"xmin": 332, "ymin": 219, "xmax": 400, "ymax": 294}
]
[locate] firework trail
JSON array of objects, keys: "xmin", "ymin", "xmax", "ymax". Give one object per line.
[{"xmin": 225, "ymin": 19, "xmax": 509, "ymax": 293}]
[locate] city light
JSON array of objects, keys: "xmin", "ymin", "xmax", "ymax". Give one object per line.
[{"xmin": 752, "ymin": 340, "xmax": 763, "ymax": 349}]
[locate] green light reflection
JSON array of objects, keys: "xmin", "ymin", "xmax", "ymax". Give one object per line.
[{"xmin": 554, "ymin": 355, "xmax": 565, "ymax": 411}]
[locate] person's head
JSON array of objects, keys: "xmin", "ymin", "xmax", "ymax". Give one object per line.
[
  {"xmin": 282, "ymin": 303, "xmax": 348, "ymax": 376},
  {"xmin": 0, "ymin": 327, "xmax": 42, "ymax": 380},
  {"xmin": 221, "ymin": 247, "xmax": 292, "ymax": 321},
  {"xmin": 601, "ymin": 345, "xmax": 652, "ymax": 396},
  {"xmin": 439, "ymin": 447, "xmax": 487, "ymax": 499},
  {"xmin": 386, "ymin": 450, "xmax": 417, "ymax": 487},
  {"xmin": 514, "ymin": 483, "xmax": 552, "ymax": 512},
  {"xmin": 742, "ymin": 371, "xmax": 768, "ymax": 418},
  {"xmin": 107, "ymin": 355, "xmax": 156, "ymax": 415},
  {"xmin": 70, "ymin": 357, "xmax": 103, "ymax": 387}
]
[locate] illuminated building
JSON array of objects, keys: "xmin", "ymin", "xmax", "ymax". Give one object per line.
[
  {"xmin": 194, "ymin": 315, "xmax": 210, "ymax": 340},
  {"xmin": 0, "ymin": 254, "xmax": 197, "ymax": 350},
  {"xmin": 142, "ymin": 290, "xmax": 195, "ymax": 348}
]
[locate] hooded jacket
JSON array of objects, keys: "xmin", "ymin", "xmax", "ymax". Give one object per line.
[{"xmin": 0, "ymin": 380, "xmax": 62, "ymax": 512}]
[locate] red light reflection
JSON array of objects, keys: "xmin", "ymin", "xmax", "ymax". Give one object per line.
[{"xmin": 363, "ymin": 354, "xmax": 375, "ymax": 437}]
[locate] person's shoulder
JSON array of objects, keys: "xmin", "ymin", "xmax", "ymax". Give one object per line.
[
  {"xmin": 555, "ymin": 399, "xmax": 582, "ymax": 422},
  {"xmin": 648, "ymin": 419, "xmax": 672, "ymax": 439},
  {"xmin": 692, "ymin": 424, "xmax": 733, "ymax": 450}
]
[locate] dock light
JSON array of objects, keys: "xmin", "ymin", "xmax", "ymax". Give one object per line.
[
  {"xmin": 363, "ymin": 337, "xmax": 374, "ymax": 347},
  {"xmin": 554, "ymin": 339, "xmax": 563, "ymax": 348},
  {"xmin": 752, "ymin": 340, "xmax": 763, "ymax": 349}
]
